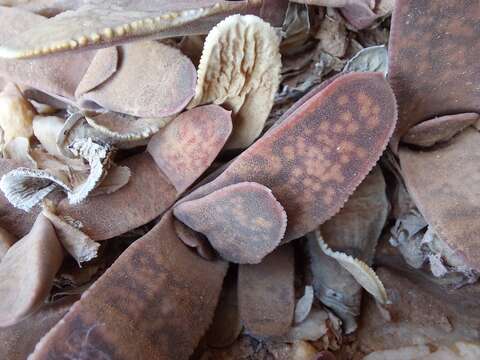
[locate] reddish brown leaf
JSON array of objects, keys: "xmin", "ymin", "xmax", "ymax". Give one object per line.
[
  {"xmin": 173, "ymin": 219, "xmax": 216, "ymax": 260},
  {"xmin": 181, "ymin": 72, "xmax": 397, "ymax": 241},
  {"xmin": 399, "ymin": 128, "xmax": 480, "ymax": 271},
  {"xmin": 148, "ymin": 105, "xmax": 232, "ymax": 194},
  {"xmin": 402, "ymin": 113, "xmax": 479, "ymax": 147},
  {"xmin": 58, "ymin": 152, "xmax": 176, "ymax": 240},
  {"xmin": 174, "ymin": 182, "xmax": 287, "ymax": 264},
  {"xmin": 238, "ymin": 244, "xmax": 295, "ymax": 337},
  {"xmin": 29, "ymin": 212, "xmax": 227, "ymax": 360},
  {"xmin": 388, "ymin": 0, "xmax": 480, "ymax": 150},
  {"xmin": 0, "ymin": 296, "xmax": 78, "ymax": 360}
]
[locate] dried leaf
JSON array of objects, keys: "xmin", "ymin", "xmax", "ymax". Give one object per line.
[
  {"xmin": 90, "ymin": 165, "xmax": 131, "ymax": 197},
  {"xmin": 238, "ymin": 245, "xmax": 295, "ymax": 337},
  {"xmin": 174, "ymin": 182, "xmax": 286, "ymax": 264},
  {"xmin": 315, "ymin": 9, "xmax": 348, "ymax": 58},
  {"xmin": 402, "ymin": 113, "xmax": 479, "ymax": 147},
  {"xmin": 189, "ymin": 14, "xmax": 281, "ymax": 149},
  {"xmin": 29, "ymin": 212, "xmax": 228, "ymax": 359},
  {"xmin": 42, "ymin": 201, "xmax": 99, "ymax": 264},
  {"xmin": 294, "ymin": 286, "xmax": 314, "ymax": 324},
  {"xmin": 344, "ymin": 45, "xmax": 388, "ymax": 75},
  {"xmin": 32, "ymin": 115, "xmax": 65, "ymax": 158},
  {"xmin": 147, "ymin": 105, "xmax": 232, "ymax": 194},
  {"xmin": 3, "ymin": 137, "xmax": 36, "ymax": 166},
  {"xmin": 77, "ymin": 41, "xmax": 196, "ymax": 118},
  {"xmin": 0, "ymin": 214, "xmax": 63, "ymax": 327},
  {"xmin": 0, "ymin": 83, "xmax": 35, "ymax": 143}
]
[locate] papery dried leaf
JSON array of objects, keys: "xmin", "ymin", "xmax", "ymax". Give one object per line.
[
  {"xmin": 147, "ymin": 105, "xmax": 232, "ymax": 194},
  {"xmin": 74, "ymin": 46, "xmax": 118, "ymax": 97},
  {"xmin": 388, "ymin": 0, "xmax": 480, "ymax": 151},
  {"xmin": 402, "ymin": 113, "xmax": 479, "ymax": 147},
  {"xmin": 399, "ymin": 128, "xmax": 480, "ymax": 271},
  {"xmin": 189, "ymin": 14, "xmax": 281, "ymax": 149},
  {"xmin": 0, "ymin": 83, "xmax": 35, "ymax": 143},
  {"xmin": 58, "ymin": 152, "xmax": 176, "ymax": 240},
  {"xmin": 85, "ymin": 112, "xmax": 173, "ymax": 148},
  {"xmin": 29, "ymin": 212, "xmax": 227, "ymax": 359},
  {"xmin": 315, "ymin": 230, "xmax": 388, "ymax": 304},
  {"xmin": 42, "ymin": 201, "xmax": 99, "ymax": 264},
  {"xmin": 78, "ymin": 41, "xmax": 196, "ymax": 118},
  {"xmin": 32, "ymin": 115, "xmax": 65, "ymax": 158},
  {"xmin": 0, "ymin": 7, "xmax": 95, "ymax": 99},
  {"xmin": 238, "ymin": 245, "xmax": 295, "ymax": 336},
  {"xmin": 0, "ymin": 214, "xmax": 63, "ymax": 327},
  {"xmin": 286, "ymin": 308, "xmax": 334, "ymax": 342},
  {"xmin": 174, "ymin": 182, "xmax": 287, "ymax": 264},
  {"xmin": 0, "ymin": 224, "xmax": 15, "ymax": 259},
  {"xmin": 3, "ymin": 137, "xmax": 36, "ymax": 166},
  {"xmin": 0, "ymin": 296, "xmax": 78, "ymax": 360},
  {"xmin": 343, "ymin": 45, "xmax": 388, "ymax": 75},
  {"xmin": 0, "ymin": 1, "xmax": 288, "ymax": 59},
  {"xmin": 315, "ymin": 8, "xmax": 348, "ymax": 58},
  {"xmin": 294, "ymin": 285, "xmax": 314, "ymax": 324},
  {"xmin": 181, "ymin": 72, "xmax": 397, "ymax": 242}
]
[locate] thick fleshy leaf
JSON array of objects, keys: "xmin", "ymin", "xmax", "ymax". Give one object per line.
[
  {"xmin": 238, "ymin": 244, "xmax": 295, "ymax": 336},
  {"xmin": 0, "ymin": 0, "xmax": 288, "ymax": 59},
  {"xmin": 399, "ymin": 128, "xmax": 480, "ymax": 271},
  {"xmin": 181, "ymin": 72, "xmax": 397, "ymax": 242},
  {"xmin": 29, "ymin": 212, "xmax": 227, "ymax": 360},
  {"xmin": 402, "ymin": 113, "xmax": 479, "ymax": 147},
  {"xmin": 58, "ymin": 152, "xmax": 176, "ymax": 240},
  {"xmin": 0, "ymin": 7, "xmax": 95, "ymax": 99},
  {"xmin": 0, "ymin": 296, "xmax": 78, "ymax": 360},
  {"xmin": 77, "ymin": 41, "xmax": 196, "ymax": 118},
  {"xmin": 0, "ymin": 225, "xmax": 15, "ymax": 259},
  {"xmin": 174, "ymin": 182, "xmax": 287, "ymax": 264},
  {"xmin": 0, "ymin": 214, "xmax": 63, "ymax": 327},
  {"xmin": 388, "ymin": 0, "xmax": 480, "ymax": 150},
  {"xmin": 147, "ymin": 105, "xmax": 232, "ymax": 194}
]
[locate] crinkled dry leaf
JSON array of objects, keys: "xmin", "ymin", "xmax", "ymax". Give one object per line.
[
  {"xmin": 77, "ymin": 41, "xmax": 196, "ymax": 118},
  {"xmin": 3, "ymin": 137, "xmax": 35, "ymax": 166},
  {"xmin": 29, "ymin": 212, "xmax": 228, "ymax": 359},
  {"xmin": 0, "ymin": 1, "xmax": 288, "ymax": 59},
  {"xmin": 286, "ymin": 307, "xmax": 340, "ymax": 342},
  {"xmin": 181, "ymin": 72, "xmax": 397, "ymax": 242},
  {"xmin": 343, "ymin": 45, "xmax": 388, "ymax": 75},
  {"xmin": 42, "ymin": 201, "xmax": 99, "ymax": 264},
  {"xmin": 32, "ymin": 115, "xmax": 65, "ymax": 158},
  {"xmin": 147, "ymin": 105, "xmax": 232, "ymax": 193},
  {"xmin": 58, "ymin": 152, "xmax": 176, "ymax": 240},
  {"xmin": 238, "ymin": 245, "xmax": 295, "ymax": 337},
  {"xmin": 189, "ymin": 14, "xmax": 281, "ymax": 149},
  {"xmin": 388, "ymin": 0, "xmax": 480, "ymax": 151},
  {"xmin": 315, "ymin": 9, "xmax": 348, "ymax": 58},
  {"xmin": 174, "ymin": 182, "xmax": 287, "ymax": 264},
  {"xmin": 399, "ymin": 128, "xmax": 480, "ymax": 271},
  {"xmin": 0, "ymin": 214, "xmax": 63, "ymax": 327},
  {"xmin": 294, "ymin": 286, "xmax": 314, "ymax": 324},
  {"xmin": 402, "ymin": 113, "xmax": 479, "ymax": 147},
  {"xmin": 315, "ymin": 230, "xmax": 388, "ymax": 304},
  {"xmin": 0, "ymin": 224, "xmax": 15, "ymax": 259},
  {"xmin": 0, "ymin": 7, "xmax": 96, "ymax": 99},
  {"xmin": 0, "ymin": 296, "xmax": 78, "ymax": 360},
  {"xmin": 0, "ymin": 82, "xmax": 35, "ymax": 144}
]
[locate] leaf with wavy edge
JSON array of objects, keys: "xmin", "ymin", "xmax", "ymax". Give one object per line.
[
  {"xmin": 0, "ymin": 0, "xmax": 288, "ymax": 59},
  {"xmin": 314, "ymin": 229, "xmax": 388, "ymax": 304}
]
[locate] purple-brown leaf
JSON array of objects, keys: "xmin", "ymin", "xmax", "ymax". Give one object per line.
[
  {"xmin": 147, "ymin": 105, "xmax": 232, "ymax": 194},
  {"xmin": 174, "ymin": 182, "xmax": 287, "ymax": 264},
  {"xmin": 181, "ymin": 72, "xmax": 397, "ymax": 241},
  {"xmin": 388, "ymin": 0, "xmax": 480, "ymax": 150},
  {"xmin": 29, "ymin": 212, "xmax": 227, "ymax": 360}
]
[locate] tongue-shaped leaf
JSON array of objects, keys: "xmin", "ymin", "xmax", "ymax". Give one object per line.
[
  {"xmin": 181, "ymin": 72, "xmax": 397, "ymax": 241},
  {"xmin": 77, "ymin": 41, "xmax": 196, "ymax": 118},
  {"xmin": 147, "ymin": 105, "xmax": 232, "ymax": 194},
  {"xmin": 0, "ymin": 6, "xmax": 95, "ymax": 99},
  {"xmin": 29, "ymin": 212, "xmax": 227, "ymax": 360},
  {"xmin": 0, "ymin": 0, "xmax": 288, "ymax": 59},
  {"xmin": 174, "ymin": 182, "xmax": 287, "ymax": 264},
  {"xmin": 388, "ymin": 0, "xmax": 480, "ymax": 150}
]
